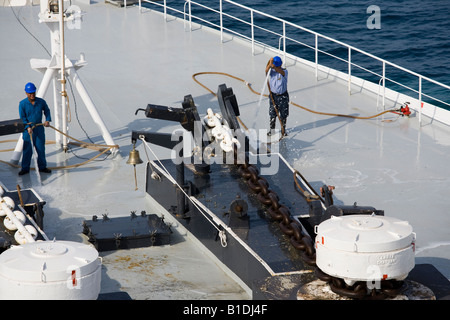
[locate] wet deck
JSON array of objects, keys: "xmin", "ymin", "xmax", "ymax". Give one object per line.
[{"xmin": 0, "ymin": 2, "xmax": 449, "ymax": 300}]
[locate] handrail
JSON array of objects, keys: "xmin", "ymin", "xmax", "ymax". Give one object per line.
[{"xmin": 138, "ymin": 0, "xmax": 450, "ymax": 121}]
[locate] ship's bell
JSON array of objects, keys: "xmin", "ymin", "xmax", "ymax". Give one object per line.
[{"xmin": 126, "ymin": 144, "xmax": 143, "ymax": 165}]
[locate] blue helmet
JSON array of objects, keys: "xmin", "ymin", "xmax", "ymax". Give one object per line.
[
  {"xmin": 273, "ymin": 56, "xmax": 282, "ymax": 67},
  {"xmin": 25, "ymin": 82, "xmax": 36, "ymax": 93}
]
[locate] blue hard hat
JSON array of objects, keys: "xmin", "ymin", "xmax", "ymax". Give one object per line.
[
  {"xmin": 25, "ymin": 82, "xmax": 36, "ymax": 93},
  {"xmin": 273, "ymin": 56, "xmax": 282, "ymax": 67}
]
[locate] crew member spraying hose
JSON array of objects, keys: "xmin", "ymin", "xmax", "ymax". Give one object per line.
[
  {"xmin": 265, "ymin": 56, "xmax": 289, "ymax": 136},
  {"xmin": 18, "ymin": 82, "xmax": 52, "ymax": 176}
]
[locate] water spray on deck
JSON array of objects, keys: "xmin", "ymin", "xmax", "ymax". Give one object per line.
[{"xmin": 29, "ymin": 132, "xmax": 42, "ymax": 186}]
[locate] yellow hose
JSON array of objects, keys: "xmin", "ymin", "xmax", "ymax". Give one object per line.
[
  {"xmin": 0, "ymin": 123, "xmax": 118, "ymax": 170},
  {"xmin": 192, "ymin": 71, "xmax": 397, "ymax": 120}
]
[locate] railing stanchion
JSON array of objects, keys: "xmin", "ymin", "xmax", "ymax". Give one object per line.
[
  {"xmin": 382, "ymin": 61, "xmax": 386, "ymax": 109},
  {"xmin": 315, "ymin": 34, "xmax": 318, "ymax": 81},
  {"xmin": 220, "ymin": 0, "xmax": 223, "ymax": 42},
  {"xmin": 419, "ymin": 76, "xmax": 422, "ymax": 125},
  {"xmin": 348, "ymin": 47, "xmax": 351, "ymax": 94},
  {"xmin": 164, "ymin": 0, "xmax": 167, "ymax": 21},
  {"xmin": 189, "ymin": 0, "xmax": 192, "ymax": 31},
  {"xmin": 251, "ymin": 9, "xmax": 254, "ymax": 54}
]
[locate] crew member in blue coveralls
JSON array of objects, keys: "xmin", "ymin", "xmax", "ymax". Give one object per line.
[
  {"xmin": 18, "ymin": 82, "xmax": 52, "ymax": 176},
  {"xmin": 265, "ymin": 56, "xmax": 289, "ymax": 136}
]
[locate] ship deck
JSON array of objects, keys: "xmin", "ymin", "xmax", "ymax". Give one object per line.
[{"xmin": 0, "ymin": 2, "xmax": 449, "ymax": 299}]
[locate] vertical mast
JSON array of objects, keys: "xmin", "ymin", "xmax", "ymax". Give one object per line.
[
  {"xmin": 17, "ymin": 1, "xmax": 119, "ymax": 157},
  {"xmin": 58, "ymin": 0, "xmax": 68, "ymax": 151},
  {"xmin": 10, "ymin": 1, "xmax": 118, "ymax": 165}
]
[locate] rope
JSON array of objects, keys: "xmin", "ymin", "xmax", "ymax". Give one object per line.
[
  {"xmin": 139, "ymin": 135, "xmax": 228, "ymax": 247},
  {"xmin": 16, "ymin": 184, "xmax": 50, "ymax": 241},
  {"xmin": 192, "ymin": 72, "xmax": 250, "ymax": 131},
  {"xmin": 293, "ymin": 169, "xmax": 324, "ymax": 204}
]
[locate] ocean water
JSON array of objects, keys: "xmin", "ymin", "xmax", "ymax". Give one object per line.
[
  {"xmin": 241, "ymin": 0, "xmax": 450, "ymax": 106},
  {"xmin": 163, "ymin": 0, "xmax": 450, "ymax": 107}
]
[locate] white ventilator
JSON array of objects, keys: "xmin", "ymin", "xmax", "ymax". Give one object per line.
[
  {"xmin": 0, "ymin": 195, "xmax": 101, "ymax": 300},
  {"xmin": 315, "ymin": 214, "xmax": 415, "ymax": 286},
  {"xmin": 0, "ymin": 240, "xmax": 102, "ymax": 300}
]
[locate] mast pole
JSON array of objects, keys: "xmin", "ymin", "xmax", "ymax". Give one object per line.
[{"xmin": 59, "ymin": 0, "xmax": 68, "ymax": 151}]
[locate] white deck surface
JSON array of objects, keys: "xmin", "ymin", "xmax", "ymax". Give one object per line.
[{"xmin": 0, "ymin": 2, "xmax": 449, "ymax": 300}]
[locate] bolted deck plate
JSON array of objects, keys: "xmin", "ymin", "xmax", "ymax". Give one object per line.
[{"xmin": 82, "ymin": 212, "xmax": 171, "ymax": 251}]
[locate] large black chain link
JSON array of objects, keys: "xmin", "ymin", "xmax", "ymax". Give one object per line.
[
  {"xmin": 234, "ymin": 153, "xmax": 317, "ymax": 265},
  {"xmin": 232, "ymin": 147, "xmax": 403, "ymax": 299}
]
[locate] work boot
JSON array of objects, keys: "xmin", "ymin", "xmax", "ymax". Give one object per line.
[
  {"xmin": 281, "ymin": 118, "xmax": 288, "ymax": 136},
  {"xmin": 267, "ymin": 117, "xmax": 276, "ymax": 136},
  {"xmin": 39, "ymin": 168, "xmax": 51, "ymax": 173},
  {"xmin": 18, "ymin": 169, "xmax": 29, "ymax": 176}
]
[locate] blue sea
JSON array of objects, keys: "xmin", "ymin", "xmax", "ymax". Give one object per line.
[
  {"xmin": 239, "ymin": 0, "xmax": 450, "ymax": 106},
  {"xmin": 162, "ymin": 0, "xmax": 450, "ymax": 107}
]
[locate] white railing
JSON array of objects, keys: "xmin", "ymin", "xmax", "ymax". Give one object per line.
[{"xmin": 137, "ymin": 0, "xmax": 450, "ymax": 124}]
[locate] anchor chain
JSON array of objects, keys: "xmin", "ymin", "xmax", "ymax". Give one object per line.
[
  {"xmin": 233, "ymin": 148, "xmax": 316, "ymax": 266},
  {"xmin": 232, "ymin": 146, "xmax": 404, "ymax": 299}
]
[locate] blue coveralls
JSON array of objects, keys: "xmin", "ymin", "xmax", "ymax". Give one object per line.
[{"xmin": 19, "ymin": 97, "xmax": 51, "ymax": 171}]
